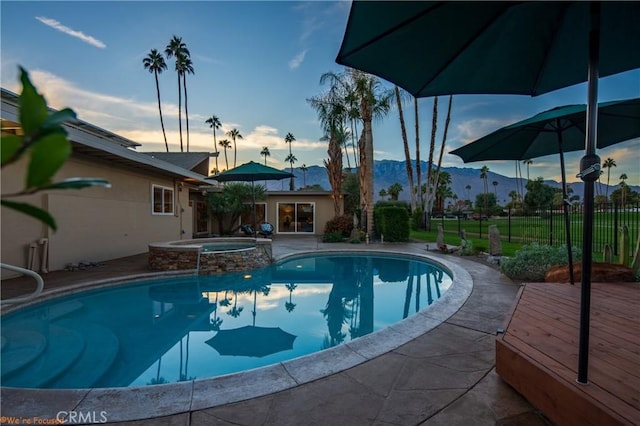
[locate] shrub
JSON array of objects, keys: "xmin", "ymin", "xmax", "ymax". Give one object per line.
[
  {"xmin": 374, "ymin": 206, "xmax": 410, "ymax": 242},
  {"xmin": 322, "ymin": 231, "xmax": 344, "ymax": 243},
  {"xmin": 500, "ymin": 243, "xmax": 582, "ymax": 282},
  {"xmin": 324, "ymin": 215, "xmax": 354, "ymax": 237},
  {"xmin": 411, "ymin": 207, "xmax": 424, "ymax": 230}
]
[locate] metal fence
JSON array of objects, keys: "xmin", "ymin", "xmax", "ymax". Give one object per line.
[{"xmin": 431, "ymin": 202, "xmax": 640, "ymax": 257}]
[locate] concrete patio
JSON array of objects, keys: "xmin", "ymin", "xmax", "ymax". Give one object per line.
[{"xmin": 1, "ymin": 237, "xmax": 550, "ymax": 425}]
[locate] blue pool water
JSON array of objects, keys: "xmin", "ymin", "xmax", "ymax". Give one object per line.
[{"xmin": 1, "ymin": 253, "xmax": 452, "ymax": 389}]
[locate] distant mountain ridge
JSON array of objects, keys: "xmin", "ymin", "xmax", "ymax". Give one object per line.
[{"xmin": 266, "ymin": 159, "xmax": 637, "ymax": 203}]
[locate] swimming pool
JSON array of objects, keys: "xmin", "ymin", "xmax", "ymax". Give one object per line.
[{"xmin": 1, "ymin": 253, "xmax": 453, "ymax": 389}]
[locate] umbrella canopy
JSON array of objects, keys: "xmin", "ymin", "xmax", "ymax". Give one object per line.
[
  {"xmin": 450, "ymin": 98, "xmax": 640, "ymax": 162},
  {"xmin": 336, "ymin": 2, "xmax": 640, "ymax": 97},
  {"xmin": 205, "ymin": 325, "xmax": 296, "ymax": 358},
  {"xmin": 209, "ymin": 162, "xmax": 293, "ymax": 237},
  {"xmin": 451, "ymin": 97, "xmax": 640, "ymax": 284},
  {"xmin": 335, "ymin": 1, "xmax": 640, "ymax": 384},
  {"xmin": 209, "ymin": 161, "xmax": 293, "ymax": 183}
]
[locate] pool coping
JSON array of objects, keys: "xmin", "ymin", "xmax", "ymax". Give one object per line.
[{"xmin": 0, "ymin": 248, "xmax": 473, "ymax": 423}]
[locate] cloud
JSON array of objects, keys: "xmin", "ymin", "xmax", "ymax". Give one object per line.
[
  {"xmin": 288, "ymin": 49, "xmax": 308, "ymax": 70},
  {"xmin": 35, "ymin": 16, "xmax": 106, "ymax": 49}
]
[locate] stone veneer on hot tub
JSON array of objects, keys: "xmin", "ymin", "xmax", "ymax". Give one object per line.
[{"xmin": 148, "ymin": 238, "xmax": 272, "ymax": 274}]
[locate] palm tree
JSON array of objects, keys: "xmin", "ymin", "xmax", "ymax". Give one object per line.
[
  {"xmin": 388, "ymin": 183, "xmax": 403, "ymax": 201},
  {"xmin": 226, "ymin": 128, "xmax": 243, "ymax": 168},
  {"xmin": 205, "ymin": 115, "xmax": 221, "ymax": 173},
  {"xmin": 395, "ymin": 85, "xmax": 415, "ymax": 211},
  {"xmin": 284, "ymin": 132, "xmax": 296, "ymax": 190},
  {"xmin": 523, "ymin": 159, "xmax": 533, "ymax": 181},
  {"xmin": 142, "ymin": 49, "xmax": 169, "ymax": 152},
  {"xmin": 602, "ymin": 157, "xmax": 617, "ymax": 200},
  {"xmin": 379, "ymin": 188, "xmax": 387, "ymax": 200},
  {"xmin": 619, "ymin": 173, "xmax": 628, "ymax": 206},
  {"xmin": 465, "ymin": 184, "xmax": 471, "ymax": 203},
  {"xmin": 260, "ymin": 146, "xmax": 270, "ymax": 166},
  {"xmin": 179, "ymin": 55, "xmax": 194, "ymax": 152},
  {"xmin": 285, "ymin": 153, "xmax": 297, "ymax": 189},
  {"xmin": 480, "ymin": 165, "xmax": 490, "ymax": 216},
  {"xmin": 219, "ymin": 139, "xmax": 231, "ymax": 171},
  {"xmin": 308, "ymin": 83, "xmax": 346, "ymax": 217},
  {"xmin": 492, "ymin": 180, "xmax": 499, "ymax": 197},
  {"xmin": 300, "ymin": 164, "xmax": 308, "ymax": 187},
  {"xmin": 348, "ymin": 69, "xmax": 392, "ymax": 238},
  {"xmin": 165, "ymin": 36, "xmax": 189, "ymax": 152}
]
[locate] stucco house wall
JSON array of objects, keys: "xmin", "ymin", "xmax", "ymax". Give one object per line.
[
  {"xmin": 1, "ymin": 88, "xmax": 208, "ymax": 278},
  {"xmin": 1, "ymin": 153, "xmax": 196, "ymax": 275}
]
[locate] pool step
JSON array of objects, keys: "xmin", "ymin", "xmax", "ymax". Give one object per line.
[
  {"xmin": 1, "ymin": 325, "xmax": 85, "ymax": 388},
  {"xmin": 47, "ymin": 320, "xmax": 120, "ymax": 389},
  {"xmin": 0, "ymin": 329, "xmax": 48, "ymax": 377}
]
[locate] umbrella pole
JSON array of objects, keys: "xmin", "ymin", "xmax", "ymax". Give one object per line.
[
  {"xmin": 557, "ymin": 133, "xmax": 574, "ymax": 285},
  {"xmin": 252, "ymin": 180, "xmax": 257, "ymax": 238},
  {"xmin": 576, "ymin": 2, "xmax": 602, "ymax": 385}
]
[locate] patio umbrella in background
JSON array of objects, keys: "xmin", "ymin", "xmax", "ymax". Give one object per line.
[
  {"xmin": 208, "ymin": 161, "xmax": 293, "ymax": 237},
  {"xmin": 450, "ymin": 98, "xmax": 640, "ymax": 284},
  {"xmin": 336, "ymin": 2, "xmax": 640, "ymax": 383}
]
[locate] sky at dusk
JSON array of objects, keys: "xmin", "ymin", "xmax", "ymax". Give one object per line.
[{"xmin": 2, "ymin": 1, "xmax": 638, "ymax": 185}]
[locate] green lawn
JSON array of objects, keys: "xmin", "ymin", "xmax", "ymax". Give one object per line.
[{"xmin": 422, "ymin": 212, "xmax": 638, "ymax": 262}]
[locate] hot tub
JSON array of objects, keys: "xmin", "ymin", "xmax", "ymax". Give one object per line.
[{"xmin": 148, "ymin": 238, "xmax": 272, "ymax": 274}]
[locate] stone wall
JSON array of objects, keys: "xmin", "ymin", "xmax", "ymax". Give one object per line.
[
  {"xmin": 148, "ymin": 238, "xmax": 272, "ymax": 274},
  {"xmin": 148, "ymin": 246, "xmax": 198, "ymax": 271},
  {"xmin": 198, "ymin": 245, "xmax": 271, "ymax": 274}
]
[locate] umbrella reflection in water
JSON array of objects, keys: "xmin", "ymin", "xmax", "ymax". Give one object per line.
[{"xmin": 206, "ymin": 272, "xmax": 296, "ymax": 358}]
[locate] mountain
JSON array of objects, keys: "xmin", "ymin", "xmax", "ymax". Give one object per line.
[{"xmin": 266, "ymin": 160, "xmax": 637, "ymax": 204}]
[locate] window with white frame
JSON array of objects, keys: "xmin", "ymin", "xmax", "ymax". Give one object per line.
[{"xmin": 152, "ymin": 184, "xmax": 174, "ymax": 215}]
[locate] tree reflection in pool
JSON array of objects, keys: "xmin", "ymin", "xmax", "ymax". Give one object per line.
[{"xmin": 0, "ymin": 253, "xmax": 452, "ymax": 389}]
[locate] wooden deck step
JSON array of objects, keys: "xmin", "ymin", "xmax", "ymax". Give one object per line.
[{"xmin": 496, "ymin": 282, "xmax": 640, "ymax": 426}]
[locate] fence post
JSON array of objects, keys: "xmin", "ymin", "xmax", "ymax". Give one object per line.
[
  {"xmin": 613, "ymin": 201, "xmax": 619, "ymax": 256},
  {"xmin": 479, "ymin": 217, "xmax": 483, "ymax": 239},
  {"xmin": 508, "ymin": 207, "xmax": 512, "ymax": 243},
  {"xmin": 549, "ymin": 206, "xmax": 553, "ymax": 246}
]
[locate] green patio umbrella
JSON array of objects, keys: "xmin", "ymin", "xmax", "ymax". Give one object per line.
[
  {"xmin": 451, "ymin": 98, "xmax": 640, "ymax": 284},
  {"xmin": 208, "ymin": 161, "xmax": 293, "ymax": 237},
  {"xmin": 336, "ymin": 1, "xmax": 640, "ymax": 383}
]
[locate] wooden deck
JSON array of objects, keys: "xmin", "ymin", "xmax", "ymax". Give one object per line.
[{"xmin": 496, "ymin": 281, "xmax": 639, "ymax": 426}]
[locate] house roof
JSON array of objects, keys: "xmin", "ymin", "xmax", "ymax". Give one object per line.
[
  {"xmin": 143, "ymin": 152, "xmax": 218, "ymax": 171},
  {"xmin": 1, "ymin": 88, "xmax": 210, "ymax": 185}
]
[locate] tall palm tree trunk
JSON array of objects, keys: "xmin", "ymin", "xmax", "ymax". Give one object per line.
[
  {"xmin": 432, "ymin": 96, "xmax": 453, "ymax": 209},
  {"xmin": 414, "ymin": 97, "xmax": 421, "ymax": 210},
  {"xmin": 177, "ymin": 77, "xmax": 183, "ymax": 152},
  {"xmin": 395, "ymin": 86, "xmax": 415, "ymax": 211},
  {"xmin": 154, "ymin": 71, "xmax": 169, "ymax": 152},
  {"xmin": 362, "ymin": 119, "xmax": 375, "ymax": 239},
  {"xmin": 233, "ymin": 136, "xmax": 237, "ymax": 168},
  {"xmin": 183, "ymin": 74, "xmax": 190, "ymax": 152},
  {"xmin": 351, "ymin": 120, "xmax": 360, "ymax": 169},
  {"xmin": 424, "ymin": 97, "xmax": 438, "ymax": 230},
  {"xmin": 213, "ymin": 129, "xmax": 219, "ymax": 172}
]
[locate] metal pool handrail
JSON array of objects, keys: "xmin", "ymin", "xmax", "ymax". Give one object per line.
[{"xmin": 1, "ymin": 262, "xmax": 45, "ymax": 305}]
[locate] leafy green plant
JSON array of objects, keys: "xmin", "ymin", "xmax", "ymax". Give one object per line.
[
  {"xmin": 1, "ymin": 67, "xmax": 109, "ymax": 230},
  {"xmin": 374, "ymin": 206, "xmax": 410, "ymax": 242},
  {"xmin": 322, "ymin": 231, "xmax": 344, "ymax": 243},
  {"xmin": 500, "ymin": 242, "xmax": 582, "ymax": 282}
]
